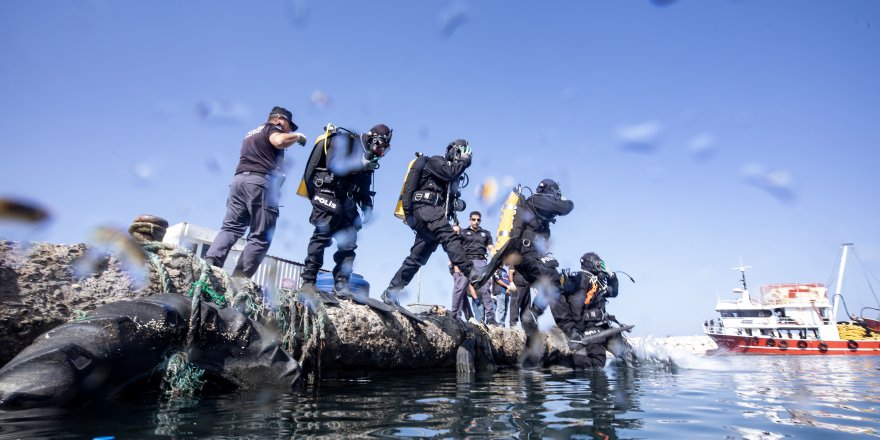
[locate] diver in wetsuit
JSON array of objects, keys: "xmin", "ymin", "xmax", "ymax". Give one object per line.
[
  {"xmin": 383, "ymin": 139, "xmax": 473, "ymax": 305},
  {"xmin": 553, "ymin": 252, "xmax": 634, "ymax": 368}
]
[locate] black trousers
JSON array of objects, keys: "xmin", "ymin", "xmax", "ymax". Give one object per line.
[
  {"xmin": 550, "ymin": 289, "xmax": 588, "ymax": 338},
  {"xmin": 301, "ymin": 197, "xmax": 362, "ymax": 285},
  {"xmin": 387, "ymin": 205, "xmax": 472, "ymax": 291},
  {"xmin": 513, "ymin": 248, "xmax": 562, "ymax": 309},
  {"xmin": 508, "ymin": 271, "xmax": 531, "ymax": 327}
]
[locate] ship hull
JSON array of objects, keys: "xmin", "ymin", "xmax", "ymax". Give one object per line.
[{"xmin": 707, "ymin": 334, "xmax": 880, "ymax": 355}]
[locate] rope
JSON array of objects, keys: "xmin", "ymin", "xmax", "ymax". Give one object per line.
[
  {"xmin": 852, "ymin": 248, "xmax": 880, "ymax": 310},
  {"xmin": 149, "ymin": 253, "xmax": 172, "ymax": 293},
  {"xmin": 185, "ymin": 259, "xmax": 227, "ymax": 308},
  {"xmin": 159, "ymin": 351, "xmax": 206, "ymax": 398},
  {"xmin": 137, "ymin": 237, "xmax": 329, "ymax": 382}
]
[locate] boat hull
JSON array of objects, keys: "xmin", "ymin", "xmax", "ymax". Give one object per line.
[{"xmin": 707, "ymin": 334, "xmax": 880, "ymax": 355}]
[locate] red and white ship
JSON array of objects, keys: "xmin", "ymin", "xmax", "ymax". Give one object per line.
[{"xmin": 705, "ymin": 243, "xmax": 880, "ymax": 355}]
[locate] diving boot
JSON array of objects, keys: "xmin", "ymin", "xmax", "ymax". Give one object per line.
[
  {"xmin": 520, "ymin": 304, "xmax": 542, "ymax": 339},
  {"xmin": 334, "ymin": 280, "xmax": 354, "ymax": 300},
  {"xmin": 299, "ymin": 281, "xmax": 317, "ymax": 293},
  {"xmin": 381, "ymin": 288, "xmax": 400, "ymax": 306}
]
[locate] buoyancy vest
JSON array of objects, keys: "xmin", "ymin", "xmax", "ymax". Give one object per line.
[{"xmin": 297, "ymin": 125, "xmax": 365, "ymax": 199}]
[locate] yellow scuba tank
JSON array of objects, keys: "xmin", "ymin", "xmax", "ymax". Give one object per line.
[
  {"xmin": 297, "ymin": 125, "xmax": 334, "ymax": 199},
  {"xmin": 493, "ymin": 186, "xmax": 523, "ymax": 255},
  {"xmin": 393, "ymin": 158, "xmax": 416, "ymax": 219}
]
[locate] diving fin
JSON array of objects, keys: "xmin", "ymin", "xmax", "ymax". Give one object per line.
[
  {"xmin": 340, "ymin": 293, "xmax": 426, "ymax": 324},
  {"xmin": 345, "ymin": 293, "xmax": 396, "ymax": 314},
  {"xmin": 315, "ymin": 289, "xmax": 340, "ymax": 305},
  {"xmin": 388, "ymin": 303, "xmax": 427, "ymax": 325},
  {"xmin": 569, "ymin": 325, "xmax": 635, "ymax": 346},
  {"xmin": 298, "ymin": 288, "xmax": 340, "ymax": 306}
]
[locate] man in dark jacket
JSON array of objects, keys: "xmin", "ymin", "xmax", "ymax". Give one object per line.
[
  {"xmin": 383, "ymin": 139, "xmax": 473, "ymax": 305},
  {"xmin": 204, "ymin": 106, "xmax": 307, "ymax": 278},
  {"xmin": 299, "ymin": 123, "xmax": 392, "ymax": 294},
  {"xmin": 552, "ymin": 252, "xmax": 634, "ymax": 368}
]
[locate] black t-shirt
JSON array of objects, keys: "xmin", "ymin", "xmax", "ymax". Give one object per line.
[
  {"xmin": 235, "ymin": 123, "xmax": 286, "ymax": 175},
  {"xmin": 461, "ymin": 226, "xmax": 493, "ymax": 259}
]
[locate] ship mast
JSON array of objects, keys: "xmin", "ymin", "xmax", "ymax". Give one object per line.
[
  {"xmin": 831, "ymin": 243, "xmax": 852, "ymax": 322},
  {"xmin": 733, "ymin": 257, "xmax": 752, "ymax": 303}
]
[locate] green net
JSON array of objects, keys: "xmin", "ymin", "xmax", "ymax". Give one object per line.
[{"xmin": 160, "ymin": 352, "xmax": 206, "ymax": 398}]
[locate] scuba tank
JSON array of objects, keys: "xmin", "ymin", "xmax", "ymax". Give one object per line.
[
  {"xmin": 470, "ymin": 185, "xmax": 526, "ymax": 289},
  {"xmin": 394, "ymin": 153, "xmax": 427, "ymax": 224},
  {"xmin": 297, "ymin": 124, "xmax": 337, "ymax": 199},
  {"xmin": 493, "ymin": 185, "xmax": 525, "ymax": 256}
]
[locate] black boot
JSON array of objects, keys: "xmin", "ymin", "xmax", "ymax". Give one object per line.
[
  {"xmin": 334, "ymin": 279, "xmax": 353, "ymax": 299},
  {"xmin": 381, "ymin": 288, "xmax": 400, "ymax": 306},
  {"xmin": 300, "ymin": 280, "xmax": 317, "ymax": 293}
]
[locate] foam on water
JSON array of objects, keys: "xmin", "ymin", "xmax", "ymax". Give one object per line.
[{"xmin": 628, "ymin": 335, "xmax": 729, "ymax": 371}]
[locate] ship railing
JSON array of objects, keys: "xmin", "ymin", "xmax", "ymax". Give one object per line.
[{"xmin": 704, "ymin": 325, "xmax": 726, "ymax": 335}]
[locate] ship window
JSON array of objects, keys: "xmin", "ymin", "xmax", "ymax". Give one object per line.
[{"xmin": 721, "ymin": 310, "xmax": 771, "ymax": 318}]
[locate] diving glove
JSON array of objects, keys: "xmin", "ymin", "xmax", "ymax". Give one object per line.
[{"xmin": 361, "ymin": 205, "xmax": 373, "ymax": 224}]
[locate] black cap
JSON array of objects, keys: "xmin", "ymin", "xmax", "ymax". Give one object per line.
[
  {"xmin": 269, "ymin": 106, "xmax": 298, "ymax": 131},
  {"xmin": 537, "ymin": 178, "xmax": 559, "ymax": 194}
]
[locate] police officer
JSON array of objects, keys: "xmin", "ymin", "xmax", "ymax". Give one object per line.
[
  {"xmin": 383, "ymin": 139, "xmax": 473, "ymax": 305},
  {"xmin": 551, "ymin": 252, "xmax": 634, "ymax": 368},
  {"xmin": 204, "ymin": 106, "xmax": 307, "ymax": 277},
  {"xmin": 451, "ymin": 211, "xmax": 496, "ymax": 323},
  {"xmin": 299, "ymin": 124, "xmax": 392, "ymax": 295}
]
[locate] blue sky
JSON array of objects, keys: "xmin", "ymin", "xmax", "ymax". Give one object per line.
[{"xmin": 2, "ymin": 0, "xmax": 879, "ymax": 336}]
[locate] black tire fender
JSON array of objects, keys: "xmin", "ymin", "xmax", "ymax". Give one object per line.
[
  {"xmin": 765, "ymin": 338, "xmax": 776, "ymax": 347},
  {"xmin": 847, "ymin": 340, "xmax": 858, "ymax": 351},
  {"xmin": 818, "ymin": 341, "xmax": 829, "ymax": 352},
  {"xmin": 797, "ymin": 340, "xmax": 808, "ymax": 349},
  {"xmin": 778, "ymin": 339, "xmax": 788, "ymax": 350}
]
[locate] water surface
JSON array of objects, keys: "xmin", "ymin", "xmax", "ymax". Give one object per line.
[{"xmin": 1, "ymin": 356, "xmax": 877, "ymax": 439}]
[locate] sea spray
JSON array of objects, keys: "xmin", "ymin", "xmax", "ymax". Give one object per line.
[{"xmin": 627, "ymin": 335, "xmax": 729, "ymax": 370}]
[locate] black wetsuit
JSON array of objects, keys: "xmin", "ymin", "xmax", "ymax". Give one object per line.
[
  {"xmin": 387, "ymin": 154, "xmax": 472, "ymax": 292},
  {"xmin": 551, "ymin": 269, "xmax": 620, "ymax": 368},
  {"xmin": 512, "ymin": 192, "xmax": 574, "ymax": 304},
  {"xmin": 301, "ymin": 132, "xmax": 375, "ymax": 288}
]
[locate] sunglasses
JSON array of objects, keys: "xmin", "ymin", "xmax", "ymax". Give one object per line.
[{"xmin": 470, "ymin": 218, "xmax": 481, "ymax": 222}]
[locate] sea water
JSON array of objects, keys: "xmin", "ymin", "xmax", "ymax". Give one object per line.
[{"xmin": 0, "ymin": 354, "xmax": 877, "ymax": 439}]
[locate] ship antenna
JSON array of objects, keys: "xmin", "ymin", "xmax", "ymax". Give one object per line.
[{"xmin": 733, "ymin": 256, "xmax": 751, "ymax": 291}]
